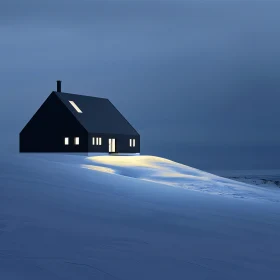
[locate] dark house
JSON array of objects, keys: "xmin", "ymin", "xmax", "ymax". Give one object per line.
[{"xmin": 20, "ymin": 81, "xmax": 140, "ymax": 154}]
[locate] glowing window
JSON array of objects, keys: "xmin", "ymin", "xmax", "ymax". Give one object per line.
[
  {"xmin": 129, "ymin": 139, "xmax": 135, "ymax": 147},
  {"xmin": 69, "ymin": 101, "xmax": 82, "ymax": 113},
  {"xmin": 74, "ymin": 137, "xmax": 79, "ymax": 145},
  {"xmin": 64, "ymin": 137, "xmax": 69, "ymax": 145},
  {"xmin": 93, "ymin": 137, "xmax": 102, "ymax": 145}
]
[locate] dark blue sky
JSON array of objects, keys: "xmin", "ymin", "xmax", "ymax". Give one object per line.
[{"xmin": 1, "ymin": 0, "xmax": 280, "ymax": 168}]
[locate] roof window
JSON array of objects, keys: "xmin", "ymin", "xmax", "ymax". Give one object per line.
[{"xmin": 69, "ymin": 100, "xmax": 82, "ymax": 113}]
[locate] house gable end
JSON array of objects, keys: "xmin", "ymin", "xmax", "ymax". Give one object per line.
[{"xmin": 20, "ymin": 92, "xmax": 87, "ymax": 136}]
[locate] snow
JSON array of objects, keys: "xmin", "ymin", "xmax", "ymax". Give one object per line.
[
  {"xmin": 84, "ymin": 155, "xmax": 280, "ymax": 203},
  {"xmin": 0, "ymin": 153, "xmax": 280, "ymax": 279},
  {"xmin": 212, "ymin": 169, "xmax": 280, "ymax": 189},
  {"xmin": 229, "ymin": 176, "xmax": 280, "ymax": 189}
]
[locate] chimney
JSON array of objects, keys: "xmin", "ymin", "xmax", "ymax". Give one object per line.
[{"xmin": 57, "ymin": 80, "xmax": 62, "ymax": 92}]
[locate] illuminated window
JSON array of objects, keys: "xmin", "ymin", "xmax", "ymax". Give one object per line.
[
  {"xmin": 69, "ymin": 100, "xmax": 82, "ymax": 113},
  {"xmin": 64, "ymin": 137, "xmax": 69, "ymax": 145},
  {"xmin": 129, "ymin": 139, "xmax": 136, "ymax": 147},
  {"xmin": 74, "ymin": 137, "xmax": 79, "ymax": 145},
  {"xmin": 93, "ymin": 137, "xmax": 102, "ymax": 145}
]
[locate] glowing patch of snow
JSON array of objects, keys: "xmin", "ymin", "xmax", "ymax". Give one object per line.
[
  {"xmin": 84, "ymin": 155, "xmax": 280, "ymax": 202},
  {"xmin": 82, "ymin": 164, "xmax": 116, "ymax": 174}
]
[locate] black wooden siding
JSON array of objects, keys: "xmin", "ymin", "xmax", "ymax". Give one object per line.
[
  {"xmin": 87, "ymin": 134, "xmax": 140, "ymax": 153},
  {"xmin": 20, "ymin": 91, "xmax": 140, "ymax": 154},
  {"xmin": 20, "ymin": 93, "xmax": 88, "ymax": 153}
]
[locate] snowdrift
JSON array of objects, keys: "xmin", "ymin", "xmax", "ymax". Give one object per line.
[
  {"xmin": 0, "ymin": 154, "xmax": 280, "ymax": 280},
  {"xmin": 84, "ymin": 155, "xmax": 280, "ymax": 203}
]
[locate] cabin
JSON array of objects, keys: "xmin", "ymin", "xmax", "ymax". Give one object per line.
[{"xmin": 20, "ymin": 81, "xmax": 140, "ymax": 154}]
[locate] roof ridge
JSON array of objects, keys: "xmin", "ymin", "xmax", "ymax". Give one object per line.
[
  {"xmin": 54, "ymin": 91, "xmax": 139, "ymax": 135},
  {"xmin": 54, "ymin": 91, "xmax": 108, "ymax": 100}
]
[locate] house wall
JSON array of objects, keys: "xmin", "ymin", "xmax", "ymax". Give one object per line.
[
  {"xmin": 20, "ymin": 93, "xmax": 88, "ymax": 153},
  {"xmin": 88, "ymin": 133, "xmax": 140, "ymax": 154}
]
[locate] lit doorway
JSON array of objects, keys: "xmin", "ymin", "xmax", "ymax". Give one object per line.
[{"xmin": 108, "ymin": 138, "xmax": 116, "ymax": 153}]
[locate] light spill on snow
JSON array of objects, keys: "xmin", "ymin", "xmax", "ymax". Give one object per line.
[
  {"xmin": 83, "ymin": 155, "xmax": 280, "ymax": 202},
  {"xmin": 84, "ymin": 164, "xmax": 115, "ymax": 174}
]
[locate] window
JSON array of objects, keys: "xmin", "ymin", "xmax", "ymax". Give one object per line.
[
  {"xmin": 69, "ymin": 100, "xmax": 82, "ymax": 113},
  {"xmin": 74, "ymin": 137, "xmax": 79, "ymax": 145},
  {"xmin": 64, "ymin": 137, "xmax": 69, "ymax": 145},
  {"xmin": 109, "ymin": 138, "xmax": 116, "ymax": 153},
  {"xmin": 92, "ymin": 137, "xmax": 102, "ymax": 145},
  {"xmin": 129, "ymin": 139, "xmax": 136, "ymax": 147}
]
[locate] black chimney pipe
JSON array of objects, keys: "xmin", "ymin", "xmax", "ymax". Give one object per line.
[{"xmin": 57, "ymin": 80, "xmax": 61, "ymax": 92}]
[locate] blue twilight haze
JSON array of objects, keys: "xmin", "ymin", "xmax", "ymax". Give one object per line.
[{"xmin": 1, "ymin": 0, "xmax": 280, "ymax": 169}]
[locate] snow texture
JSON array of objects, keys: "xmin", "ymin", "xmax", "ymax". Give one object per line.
[
  {"xmin": 212, "ymin": 169, "xmax": 280, "ymax": 189},
  {"xmin": 0, "ymin": 154, "xmax": 280, "ymax": 280},
  {"xmin": 84, "ymin": 155, "xmax": 280, "ymax": 203}
]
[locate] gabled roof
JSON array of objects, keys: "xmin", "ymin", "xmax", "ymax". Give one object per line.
[{"xmin": 54, "ymin": 91, "xmax": 139, "ymax": 136}]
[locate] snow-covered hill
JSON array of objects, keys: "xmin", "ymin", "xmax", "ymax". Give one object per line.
[
  {"xmin": 1, "ymin": 154, "xmax": 280, "ymax": 280},
  {"xmin": 213, "ymin": 169, "xmax": 280, "ymax": 189},
  {"xmin": 84, "ymin": 155, "xmax": 280, "ymax": 202}
]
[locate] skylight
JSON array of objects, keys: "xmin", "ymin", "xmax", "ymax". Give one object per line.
[{"xmin": 69, "ymin": 100, "xmax": 82, "ymax": 113}]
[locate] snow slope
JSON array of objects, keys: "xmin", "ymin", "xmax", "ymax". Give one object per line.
[
  {"xmin": 212, "ymin": 169, "xmax": 280, "ymax": 189},
  {"xmin": 1, "ymin": 154, "xmax": 280, "ymax": 280},
  {"xmin": 229, "ymin": 176, "xmax": 280, "ymax": 189},
  {"xmin": 83, "ymin": 155, "xmax": 280, "ymax": 203}
]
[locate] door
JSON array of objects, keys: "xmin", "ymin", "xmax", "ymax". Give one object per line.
[{"xmin": 108, "ymin": 138, "xmax": 116, "ymax": 153}]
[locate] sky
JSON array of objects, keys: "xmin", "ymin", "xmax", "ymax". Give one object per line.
[{"xmin": 1, "ymin": 0, "xmax": 280, "ymax": 169}]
